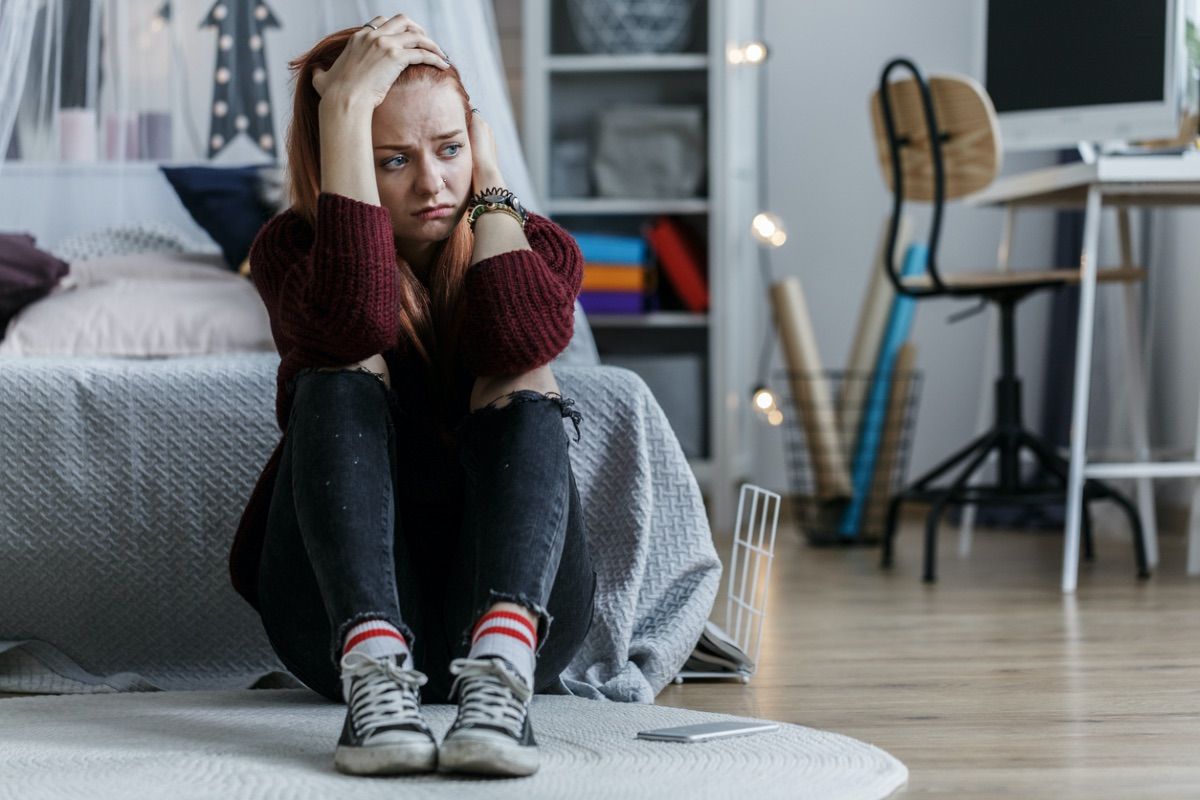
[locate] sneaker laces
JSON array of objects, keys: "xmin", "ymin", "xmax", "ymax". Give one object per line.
[
  {"xmin": 448, "ymin": 657, "xmax": 532, "ymax": 739},
  {"xmin": 341, "ymin": 651, "xmax": 429, "ymax": 739}
]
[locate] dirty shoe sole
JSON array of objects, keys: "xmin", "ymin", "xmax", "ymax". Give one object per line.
[
  {"xmin": 438, "ymin": 730, "xmax": 540, "ymax": 777},
  {"xmin": 334, "ymin": 738, "xmax": 438, "ymax": 775}
]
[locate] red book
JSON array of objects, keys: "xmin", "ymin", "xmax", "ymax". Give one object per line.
[{"xmin": 647, "ymin": 216, "xmax": 709, "ymax": 312}]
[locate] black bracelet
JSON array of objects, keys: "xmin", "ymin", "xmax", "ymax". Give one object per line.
[{"xmin": 468, "ymin": 186, "xmax": 515, "ymax": 207}]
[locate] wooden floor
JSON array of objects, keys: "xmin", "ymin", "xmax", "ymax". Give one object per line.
[{"xmin": 656, "ymin": 512, "xmax": 1200, "ymax": 798}]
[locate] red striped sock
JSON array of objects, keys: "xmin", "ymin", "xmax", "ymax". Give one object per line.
[
  {"xmin": 342, "ymin": 620, "xmax": 412, "ymax": 668},
  {"xmin": 467, "ymin": 609, "xmax": 537, "ymax": 690}
]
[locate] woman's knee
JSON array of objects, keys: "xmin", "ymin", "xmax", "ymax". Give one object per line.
[
  {"xmin": 316, "ymin": 353, "xmax": 390, "ymax": 388},
  {"xmin": 470, "ymin": 364, "xmax": 559, "ymax": 412},
  {"xmin": 290, "ymin": 363, "xmax": 393, "ymax": 427}
]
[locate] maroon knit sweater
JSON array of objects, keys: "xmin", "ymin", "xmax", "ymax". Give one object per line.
[{"xmin": 230, "ymin": 191, "xmax": 583, "ymax": 609}]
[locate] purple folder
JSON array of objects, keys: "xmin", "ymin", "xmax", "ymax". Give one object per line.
[{"xmin": 578, "ymin": 291, "xmax": 644, "ymax": 315}]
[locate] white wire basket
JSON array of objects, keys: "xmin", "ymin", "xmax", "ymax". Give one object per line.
[{"xmin": 674, "ymin": 483, "xmax": 780, "ymax": 684}]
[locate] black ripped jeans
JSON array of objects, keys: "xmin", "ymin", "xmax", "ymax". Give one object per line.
[{"xmin": 256, "ymin": 367, "xmax": 596, "ymax": 704}]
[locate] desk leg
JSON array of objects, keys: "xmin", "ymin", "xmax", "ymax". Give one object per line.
[
  {"xmin": 1188, "ymin": 376, "xmax": 1200, "ymax": 576},
  {"xmin": 1117, "ymin": 209, "xmax": 1158, "ymax": 568},
  {"xmin": 1063, "ymin": 187, "xmax": 1102, "ymax": 593},
  {"xmin": 1121, "ymin": 283, "xmax": 1158, "ymax": 568}
]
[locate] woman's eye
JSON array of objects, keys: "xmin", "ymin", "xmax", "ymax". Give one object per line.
[
  {"xmin": 383, "ymin": 155, "xmax": 406, "ymax": 168},
  {"xmin": 444, "ymin": 143, "xmax": 462, "ymax": 156}
]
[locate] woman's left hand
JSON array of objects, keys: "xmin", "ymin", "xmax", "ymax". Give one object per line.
[{"xmin": 468, "ymin": 108, "xmax": 504, "ymax": 190}]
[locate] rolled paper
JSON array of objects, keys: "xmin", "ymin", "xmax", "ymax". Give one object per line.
[
  {"xmin": 840, "ymin": 242, "xmax": 928, "ymax": 535},
  {"xmin": 839, "ymin": 214, "xmax": 911, "ymax": 460},
  {"xmin": 58, "ymin": 108, "xmax": 98, "ymax": 162},
  {"xmin": 769, "ymin": 278, "xmax": 852, "ymax": 500},
  {"xmin": 863, "ymin": 343, "xmax": 918, "ymax": 534}
]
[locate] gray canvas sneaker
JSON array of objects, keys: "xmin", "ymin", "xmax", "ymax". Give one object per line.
[
  {"xmin": 334, "ymin": 652, "xmax": 437, "ymax": 775},
  {"xmin": 438, "ymin": 656, "xmax": 539, "ymax": 777}
]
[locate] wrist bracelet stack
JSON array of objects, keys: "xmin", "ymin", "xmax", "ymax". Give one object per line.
[{"xmin": 467, "ymin": 186, "xmax": 529, "ymax": 231}]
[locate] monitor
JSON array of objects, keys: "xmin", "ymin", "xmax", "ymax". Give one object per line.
[{"xmin": 975, "ymin": 0, "xmax": 1187, "ymax": 152}]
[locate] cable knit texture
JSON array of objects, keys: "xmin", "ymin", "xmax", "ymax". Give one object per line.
[{"xmin": 228, "ymin": 191, "xmax": 582, "ymax": 608}]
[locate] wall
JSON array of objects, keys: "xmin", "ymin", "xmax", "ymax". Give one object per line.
[{"xmin": 749, "ymin": 0, "xmax": 1058, "ymax": 493}]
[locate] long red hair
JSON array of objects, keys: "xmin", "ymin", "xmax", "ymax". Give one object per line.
[{"xmin": 284, "ymin": 28, "xmax": 474, "ymax": 416}]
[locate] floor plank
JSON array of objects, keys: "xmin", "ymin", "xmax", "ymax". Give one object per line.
[
  {"xmin": 656, "ymin": 512, "xmax": 1200, "ymax": 798},
  {"xmin": 5, "ymin": 514, "xmax": 1198, "ymax": 797}
]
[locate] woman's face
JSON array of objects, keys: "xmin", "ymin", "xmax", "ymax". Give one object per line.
[{"xmin": 372, "ymin": 80, "xmax": 473, "ymax": 245}]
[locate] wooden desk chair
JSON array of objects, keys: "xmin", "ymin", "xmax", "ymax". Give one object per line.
[{"xmin": 869, "ymin": 57, "xmax": 1149, "ymax": 582}]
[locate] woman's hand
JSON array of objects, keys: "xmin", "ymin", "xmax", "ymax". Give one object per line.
[
  {"xmin": 312, "ymin": 13, "xmax": 450, "ymax": 110},
  {"xmin": 468, "ymin": 108, "xmax": 505, "ymax": 191}
]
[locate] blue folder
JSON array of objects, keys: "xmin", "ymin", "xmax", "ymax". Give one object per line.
[
  {"xmin": 839, "ymin": 242, "xmax": 928, "ymax": 536},
  {"xmin": 571, "ymin": 232, "xmax": 648, "ymax": 265}
]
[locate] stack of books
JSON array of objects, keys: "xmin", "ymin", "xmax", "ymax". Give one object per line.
[{"xmin": 572, "ymin": 231, "xmax": 648, "ymax": 315}]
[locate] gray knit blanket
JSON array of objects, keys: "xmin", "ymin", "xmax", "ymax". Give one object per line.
[{"xmin": 0, "ymin": 355, "xmax": 720, "ymax": 702}]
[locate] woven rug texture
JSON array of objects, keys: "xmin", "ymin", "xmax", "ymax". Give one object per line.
[{"xmin": 0, "ymin": 690, "xmax": 907, "ymax": 800}]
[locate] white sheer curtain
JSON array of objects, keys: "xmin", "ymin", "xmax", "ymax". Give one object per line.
[{"xmin": 0, "ymin": 0, "xmax": 538, "ymax": 211}]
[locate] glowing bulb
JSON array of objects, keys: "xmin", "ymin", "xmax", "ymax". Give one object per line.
[
  {"xmin": 767, "ymin": 408, "xmax": 784, "ymax": 426},
  {"xmin": 752, "ymin": 212, "xmax": 787, "ymax": 247},
  {"xmin": 726, "ymin": 45, "xmax": 746, "ymax": 65},
  {"xmin": 753, "ymin": 387, "xmax": 775, "ymax": 411},
  {"xmin": 743, "ymin": 42, "xmax": 768, "ymax": 64}
]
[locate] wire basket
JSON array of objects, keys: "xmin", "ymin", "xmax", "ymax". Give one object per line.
[
  {"xmin": 775, "ymin": 369, "xmax": 922, "ymax": 546},
  {"xmin": 675, "ymin": 484, "xmax": 779, "ymax": 685}
]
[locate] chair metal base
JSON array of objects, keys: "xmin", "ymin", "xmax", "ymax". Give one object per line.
[{"xmin": 881, "ymin": 424, "xmax": 1150, "ymax": 582}]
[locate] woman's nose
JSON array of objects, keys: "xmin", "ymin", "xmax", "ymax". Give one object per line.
[{"xmin": 415, "ymin": 163, "xmax": 445, "ymax": 196}]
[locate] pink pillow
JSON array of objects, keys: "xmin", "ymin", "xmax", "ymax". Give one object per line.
[{"xmin": 0, "ymin": 253, "xmax": 273, "ymax": 357}]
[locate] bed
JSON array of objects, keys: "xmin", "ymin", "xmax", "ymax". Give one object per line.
[{"xmin": 0, "ymin": 220, "xmax": 721, "ymax": 702}]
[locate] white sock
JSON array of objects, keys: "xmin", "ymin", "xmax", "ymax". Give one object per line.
[
  {"xmin": 342, "ymin": 619, "xmax": 412, "ymax": 669},
  {"xmin": 466, "ymin": 609, "xmax": 537, "ymax": 690}
]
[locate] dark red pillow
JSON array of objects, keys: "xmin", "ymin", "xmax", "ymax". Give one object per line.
[{"xmin": 0, "ymin": 233, "xmax": 70, "ymax": 332}]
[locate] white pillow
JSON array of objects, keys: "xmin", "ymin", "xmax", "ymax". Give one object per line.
[
  {"xmin": 55, "ymin": 251, "xmax": 231, "ymax": 291},
  {"xmin": 0, "ymin": 254, "xmax": 273, "ymax": 357}
]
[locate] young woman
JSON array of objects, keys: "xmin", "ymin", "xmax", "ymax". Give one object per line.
[{"xmin": 228, "ymin": 13, "xmax": 595, "ymax": 778}]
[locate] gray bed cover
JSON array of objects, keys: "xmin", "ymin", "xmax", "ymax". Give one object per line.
[{"xmin": 0, "ymin": 354, "xmax": 720, "ymax": 702}]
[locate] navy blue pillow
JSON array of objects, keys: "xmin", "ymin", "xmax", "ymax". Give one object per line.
[{"xmin": 160, "ymin": 165, "xmax": 275, "ymax": 271}]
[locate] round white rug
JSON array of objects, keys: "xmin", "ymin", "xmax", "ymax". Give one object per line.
[{"xmin": 0, "ymin": 690, "xmax": 907, "ymax": 800}]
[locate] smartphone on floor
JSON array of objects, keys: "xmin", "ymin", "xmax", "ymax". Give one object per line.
[{"xmin": 635, "ymin": 721, "xmax": 780, "ymax": 743}]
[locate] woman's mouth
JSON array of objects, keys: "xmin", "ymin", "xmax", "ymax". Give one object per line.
[{"xmin": 413, "ymin": 204, "xmax": 454, "ymax": 220}]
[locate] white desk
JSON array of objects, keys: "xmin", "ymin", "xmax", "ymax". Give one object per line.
[{"xmin": 970, "ymin": 153, "xmax": 1200, "ymax": 593}]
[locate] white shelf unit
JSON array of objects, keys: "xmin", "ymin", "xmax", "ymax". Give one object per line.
[{"xmin": 522, "ymin": 0, "xmax": 760, "ymax": 532}]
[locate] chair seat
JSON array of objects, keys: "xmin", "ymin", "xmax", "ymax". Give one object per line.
[{"xmin": 902, "ymin": 266, "xmax": 1146, "ymax": 291}]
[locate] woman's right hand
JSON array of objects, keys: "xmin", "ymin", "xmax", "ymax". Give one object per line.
[{"xmin": 312, "ymin": 13, "xmax": 450, "ymax": 110}]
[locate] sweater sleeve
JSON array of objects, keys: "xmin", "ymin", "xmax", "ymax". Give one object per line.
[
  {"xmin": 250, "ymin": 192, "xmax": 402, "ymax": 365},
  {"xmin": 460, "ymin": 212, "xmax": 584, "ymax": 376}
]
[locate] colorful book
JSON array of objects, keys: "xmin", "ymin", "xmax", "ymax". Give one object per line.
[
  {"xmin": 571, "ymin": 232, "xmax": 647, "ymax": 265},
  {"xmin": 647, "ymin": 216, "xmax": 709, "ymax": 312},
  {"xmin": 769, "ymin": 278, "xmax": 852, "ymax": 500},
  {"xmin": 583, "ymin": 263, "xmax": 647, "ymax": 292},
  {"xmin": 840, "ymin": 242, "xmax": 927, "ymax": 536},
  {"xmin": 579, "ymin": 291, "xmax": 644, "ymax": 315}
]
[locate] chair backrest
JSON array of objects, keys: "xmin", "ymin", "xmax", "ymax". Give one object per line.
[
  {"xmin": 868, "ymin": 58, "xmax": 1002, "ymax": 296},
  {"xmin": 869, "ymin": 74, "xmax": 1001, "ymax": 201}
]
